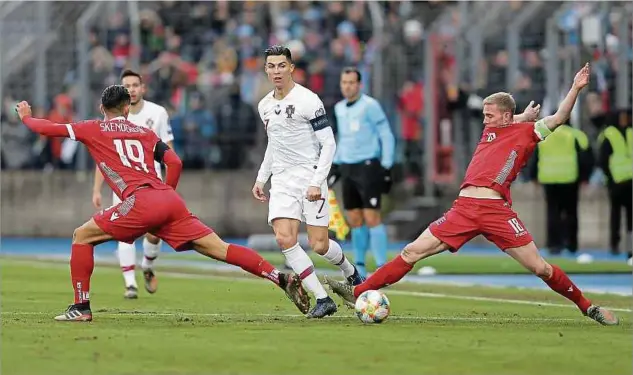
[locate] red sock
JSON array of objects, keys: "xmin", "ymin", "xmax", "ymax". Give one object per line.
[
  {"xmin": 226, "ymin": 244, "xmax": 280, "ymax": 285},
  {"xmin": 543, "ymin": 264, "xmax": 592, "ymax": 313},
  {"xmin": 70, "ymin": 244, "xmax": 95, "ymax": 304},
  {"xmin": 354, "ymin": 255, "xmax": 413, "ymax": 298}
]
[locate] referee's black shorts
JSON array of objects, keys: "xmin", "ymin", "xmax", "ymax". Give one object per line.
[{"xmin": 340, "ymin": 158, "xmax": 384, "ymax": 210}]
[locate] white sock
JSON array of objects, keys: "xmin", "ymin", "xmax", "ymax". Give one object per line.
[
  {"xmin": 117, "ymin": 241, "xmax": 137, "ymax": 288},
  {"xmin": 282, "ymin": 243, "xmax": 328, "ymax": 300},
  {"xmin": 321, "ymin": 240, "xmax": 355, "ymax": 278},
  {"xmin": 141, "ymin": 237, "xmax": 161, "ymax": 270}
]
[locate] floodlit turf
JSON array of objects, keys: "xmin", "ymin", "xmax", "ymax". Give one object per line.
[
  {"xmin": 1, "ymin": 259, "xmax": 631, "ymax": 375},
  {"xmin": 167, "ymin": 250, "xmax": 633, "ymax": 274}
]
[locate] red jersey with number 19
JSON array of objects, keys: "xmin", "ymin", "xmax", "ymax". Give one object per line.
[
  {"xmin": 66, "ymin": 117, "xmax": 169, "ymax": 199},
  {"xmin": 460, "ymin": 122, "xmax": 544, "ymax": 205}
]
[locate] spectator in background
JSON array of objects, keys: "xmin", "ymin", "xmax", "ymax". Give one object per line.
[
  {"xmin": 398, "ymin": 80, "xmax": 424, "ymax": 185},
  {"xmin": 45, "ymin": 94, "xmax": 74, "ymax": 169},
  {"xmin": 1, "ymin": 98, "xmax": 34, "ymax": 170},
  {"xmin": 170, "ymin": 92, "xmax": 215, "ymax": 169},
  {"xmin": 213, "ymin": 84, "xmax": 257, "ymax": 169}
]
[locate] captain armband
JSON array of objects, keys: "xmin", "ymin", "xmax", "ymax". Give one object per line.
[
  {"xmin": 310, "ymin": 107, "xmax": 330, "ymax": 131},
  {"xmin": 534, "ymin": 119, "xmax": 552, "ymax": 141}
]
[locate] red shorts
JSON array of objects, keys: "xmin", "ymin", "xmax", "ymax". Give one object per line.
[
  {"xmin": 429, "ymin": 196, "xmax": 533, "ymax": 251},
  {"xmin": 94, "ymin": 188, "xmax": 213, "ymax": 251}
]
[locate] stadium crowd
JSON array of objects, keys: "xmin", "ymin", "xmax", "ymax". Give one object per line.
[{"xmin": 1, "ymin": 1, "xmax": 630, "ymax": 180}]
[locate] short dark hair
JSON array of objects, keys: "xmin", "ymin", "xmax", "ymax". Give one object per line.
[
  {"xmin": 341, "ymin": 67, "xmax": 362, "ymax": 82},
  {"xmin": 264, "ymin": 45, "xmax": 293, "ymax": 63},
  {"xmin": 120, "ymin": 69, "xmax": 142, "ymax": 83},
  {"xmin": 101, "ymin": 85, "xmax": 131, "ymax": 112}
]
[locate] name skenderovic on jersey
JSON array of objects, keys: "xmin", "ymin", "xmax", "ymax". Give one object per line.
[
  {"xmin": 66, "ymin": 117, "xmax": 169, "ymax": 200},
  {"xmin": 257, "ymin": 84, "xmax": 329, "ymax": 175}
]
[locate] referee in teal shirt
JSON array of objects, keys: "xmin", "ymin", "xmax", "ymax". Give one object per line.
[{"xmin": 328, "ymin": 67, "xmax": 396, "ymax": 277}]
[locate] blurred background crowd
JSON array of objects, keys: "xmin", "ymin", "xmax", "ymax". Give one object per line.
[
  {"xmin": 1, "ymin": 1, "xmax": 632, "ymax": 249},
  {"xmin": 2, "ymin": 2, "xmax": 631, "ymax": 179}
]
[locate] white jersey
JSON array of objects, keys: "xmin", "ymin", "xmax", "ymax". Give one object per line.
[
  {"xmin": 256, "ymin": 84, "xmax": 336, "ymax": 188},
  {"xmin": 127, "ymin": 99, "xmax": 174, "ymax": 178}
]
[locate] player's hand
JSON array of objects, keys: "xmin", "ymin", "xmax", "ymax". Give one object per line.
[
  {"xmin": 92, "ymin": 191, "xmax": 102, "ymax": 210},
  {"xmin": 573, "ymin": 63, "xmax": 590, "ymax": 90},
  {"xmin": 381, "ymin": 167, "xmax": 393, "ymax": 194},
  {"xmin": 306, "ymin": 186, "xmax": 322, "ymax": 202},
  {"xmin": 327, "ymin": 164, "xmax": 341, "ymax": 188},
  {"xmin": 14, "ymin": 101, "xmax": 32, "ymax": 121},
  {"xmin": 522, "ymin": 101, "xmax": 541, "ymax": 121},
  {"xmin": 252, "ymin": 182, "xmax": 267, "ymax": 202}
]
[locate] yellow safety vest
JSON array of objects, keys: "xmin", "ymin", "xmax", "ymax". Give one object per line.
[
  {"xmin": 537, "ymin": 125, "xmax": 588, "ymax": 184},
  {"xmin": 598, "ymin": 126, "xmax": 633, "ymax": 183}
]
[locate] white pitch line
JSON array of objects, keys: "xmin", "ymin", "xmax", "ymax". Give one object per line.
[
  {"xmin": 385, "ymin": 290, "xmax": 633, "ymax": 313},
  {"xmin": 4, "ymin": 258, "xmax": 632, "ymax": 314},
  {"xmin": 0, "ymin": 311, "xmax": 582, "ymax": 323}
]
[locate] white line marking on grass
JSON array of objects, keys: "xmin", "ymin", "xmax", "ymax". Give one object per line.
[
  {"xmin": 0, "ymin": 311, "xmax": 582, "ymax": 323},
  {"xmin": 5, "ymin": 258, "xmax": 631, "ymax": 314},
  {"xmin": 385, "ymin": 290, "xmax": 632, "ymax": 313}
]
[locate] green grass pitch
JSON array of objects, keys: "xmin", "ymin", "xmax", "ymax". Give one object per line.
[{"xmin": 1, "ymin": 258, "xmax": 631, "ymax": 375}]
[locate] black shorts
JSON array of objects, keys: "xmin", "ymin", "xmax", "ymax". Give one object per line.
[{"xmin": 340, "ymin": 159, "xmax": 384, "ymax": 210}]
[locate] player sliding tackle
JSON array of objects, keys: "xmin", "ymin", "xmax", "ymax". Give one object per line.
[
  {"xmin": 16, "ymin": 85, "xmax": 310, "ymax": 322},
  {"xmin": 326, "ymin": 63, "xmax": 619, "ymax": 326}
]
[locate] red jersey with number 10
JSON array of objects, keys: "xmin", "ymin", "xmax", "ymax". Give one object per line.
[
  {"xmin": 460, "ymin": 122, "xmax": 543, "ymax": 205},
  {"xmin": 66, "ymin": 117, "xmax": 169, "ymax": 199}
]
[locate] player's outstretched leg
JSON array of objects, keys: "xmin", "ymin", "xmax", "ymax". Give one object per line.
[
  {"xmin": 325, "ymin": 228, "xmax": 449, "ymax": 307},
  {"xmin": 55, "ymin": 219, "xmax": 114, "ymax": 322},
  {"xmin": 117, "ymin": 241, "xmax": 138, "ymax": 299},
  {"xmin": 505, "ymin": 243, "xmax": 619, "ymax": 326},
  {"xmin": 141, "ymin": 234, "xmax": 161, "ymax": 294},
  {"xmin": 192, "ymin": 233, "xmax": 311, "ymax": 314}
]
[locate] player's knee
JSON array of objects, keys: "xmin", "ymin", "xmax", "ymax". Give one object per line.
[
  {"xmin": 275, "ymin": 233, "xmax": 297, "ymax": 250},
  {"xmin": 363, "ymin": 212, "xmax": 382, "ymax": 227},
  {"xmin": 72, "ymin": 227, "xmax": 88, "ymax": 245},
  {"xmin": 531, "ymin": 260, "xmax": 552, "ymax": 279},
  {"xmin": 346, "ymin": 211, "xmax": 364, "ymax": 227},
  {"xmin": 145, "ymin": 233, "xmax": 160, "ymax": 245},
  {"xmin": 401, "ymin": 242, "xmax": 423, "ymax": 263}
]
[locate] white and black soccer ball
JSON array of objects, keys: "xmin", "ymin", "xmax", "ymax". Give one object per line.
[{"xmin": 355, "ymin": 290, "xmax": 391, "ymax": 324}]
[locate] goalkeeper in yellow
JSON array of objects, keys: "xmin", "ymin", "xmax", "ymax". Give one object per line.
[{"xmin": 328, "ymin": 67, "xmax": 396, "ymax": 277}]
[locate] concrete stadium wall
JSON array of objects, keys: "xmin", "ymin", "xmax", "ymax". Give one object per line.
[{"xmin": 1, "ymin": 171, "xmax": 614, "ymax": 250}]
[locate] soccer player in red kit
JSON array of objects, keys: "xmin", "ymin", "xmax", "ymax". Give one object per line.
[
  {"xmin": 326, "ymin": 63, "xmax": 619, "ymax": 326},
  {"xmin": 16, "ymin": 85, "xmax": 310, "ymax": 321}
]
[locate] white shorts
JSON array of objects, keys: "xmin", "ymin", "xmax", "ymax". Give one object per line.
[{"xmin": 268, "ymin": 166, "xmax": 329, "ymax": 227}]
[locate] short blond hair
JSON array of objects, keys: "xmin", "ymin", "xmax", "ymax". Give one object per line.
[{"xmin": 483, "ymin": 92, "xmax": 516, "ymax": 114}]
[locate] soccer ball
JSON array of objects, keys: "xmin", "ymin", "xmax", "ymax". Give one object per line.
[{"xmin": 354, "ymin": 290, "xmax": 391, "ymax": 324}]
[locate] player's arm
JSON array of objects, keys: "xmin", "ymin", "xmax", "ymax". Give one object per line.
[
  {"xmin": 309, "ymin": 106, "xmax": 336, "ymax": 187},
  {"xmin": 513, "ymin": 101, "xmax": 541, "ymax": 123},
  {"xmin": 370, "ymin": 101, "xmax": 396, "ymax": 169},
  {"xmin": 16, "ymin": 101, "xmax": 71, "ymax": 138},
  {"xmin": 332, "ymin": 105, "xmax": 342, "ymax": 166},
  {"xmin": 158, "ymin": 107, "xmax": 176, "ymax": 151},
  {"xmin": 92, "ymin": 166, "xmax": 105, "ymax": 209},
  {"xmin": 539, "ymin": 63, "xmax": 590, "ymax": 135},
  {"xmin": 154, "ymin": 141, "xmax": 182, "ymax": 189},
  {"xmin": 597, "ymin": 135, "xmax": 613, "ymax": 182},
  {"xmin": 255, "ymin": 142, "xmax": 273, "ymax": 184}
]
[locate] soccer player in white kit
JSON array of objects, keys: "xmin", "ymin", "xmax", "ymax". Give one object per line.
[
  {"xmin": 92, "ymin": 70, "xmax": 174, "ymax": 299},
  {"xmin": 252, "ymin": 45, "xmax": 364, "ymax": 318}
]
